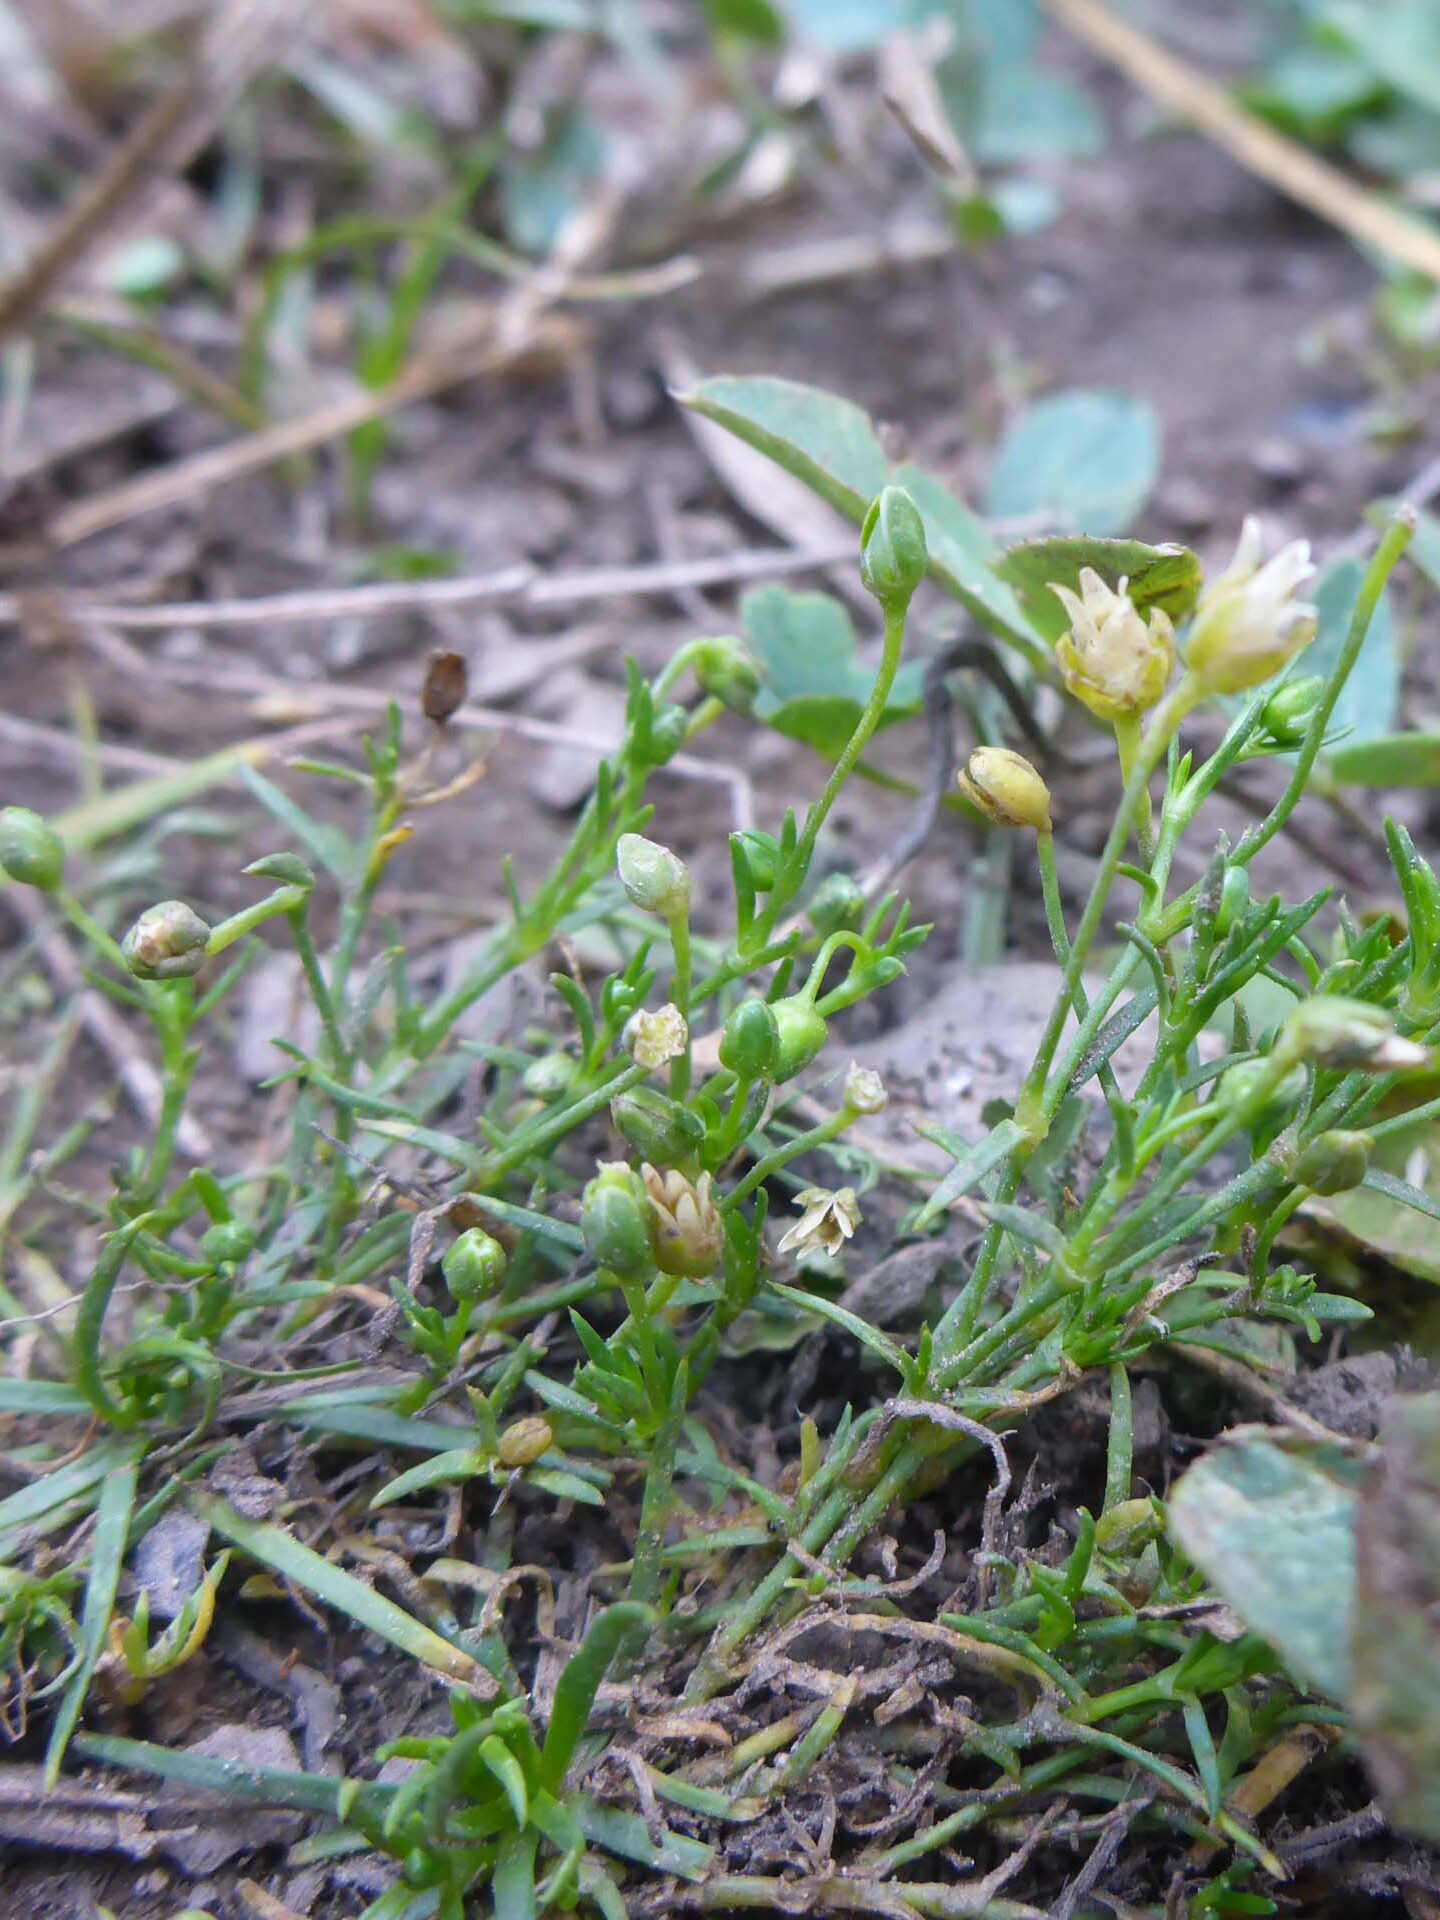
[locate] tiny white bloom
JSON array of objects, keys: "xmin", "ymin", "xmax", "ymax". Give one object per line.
[
  {"xmin": 627, "ymin": 1004, "xmax": 688, "ymax": 1072},
  {"xmin": 1185, "ymin": 518, "xmax": 1317, "ymax": 696},
  {"xmin": 844, "ymin": 1063, "xmax": 888, "ymax": 1116},
  {"xmin": 777, "ymin": 1185, "xmax": 861, "ymax": 1260}
]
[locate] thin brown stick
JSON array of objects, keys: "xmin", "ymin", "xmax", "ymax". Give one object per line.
[{"xmin": 1044, "ymin": 0, "xmax": 1440, "ymax": 282}]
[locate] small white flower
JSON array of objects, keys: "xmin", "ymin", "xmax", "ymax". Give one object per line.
[
  {"xmin": 1050, "ymin": 568, "xmax": 1174, "ymax": 721},
  {"xmin": 627, "ymin": 1004, "xmax": 688, "ymax": 1072},
  {"xmin": 777, "ymin": 1185, "xmax": 861, "ymax": 1260},
  {"xmin": 844, "ymin": 1063, "xmax": 888, "ymax": 1116},
  {"xmin": 1185, "ymin": 518, "xmax": 1317, "ymax": 696}
]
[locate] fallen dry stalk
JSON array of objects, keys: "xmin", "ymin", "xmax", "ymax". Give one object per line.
[{"xmin": 1045, "ymin": 0, "xmax": 1440, "ymax": 283}]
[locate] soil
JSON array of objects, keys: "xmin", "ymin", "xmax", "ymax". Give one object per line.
[{"xmin": 3, "ymin": 10, "xmax": 1439, "ymax": 1919}]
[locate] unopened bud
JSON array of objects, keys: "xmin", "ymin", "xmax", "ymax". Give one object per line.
[
  {"xmin": 642, "ymin": 1164, "xmax": 724, "ymax": 1278},
  {"xmin": 1185, "ymin": 518, "xmax": 1317, "ymax": 696},
  {"xmin": 0, "ymin": 807, "xmax": 64, "ymax": 891},
  {"xmin": 860, "ymin": 484, "xmax": 928, "ymax": 612},
  {"xmin": 122, "ymin": 901, "xmax": 211, "ymax": 980},
  {"xmin": 807, "ymin": 871, "xmax": 865, "ymax": 937},
  {"xmin": 772, "ymin": 995, "xmax": 829, "ymax": 1081},
  {"xmin": 1051, "ymin": 569, "xmax": 1174, "ymax": 722},
  {"xmin": 1095, "ymin": 1497, "xmax": 1164, "ymax": 1552},
  {"xmin": 611, "ymin": 1087, "xmax": 704, "ymax": 1167},
  {"xmin": 1261, "ymin": 675, "xmax": 1326, "ymax": 748},
  {"xmin": 627, "ymin": 1003, "xmax": 688, "ymax": 1073},
  {"xmin": 1278, "ymin": 996, "xmax": 1430, "ymax": 1074},
  {"xmin": 421, "ymin": 648, "xmax": 468, "ymax": 723},
  {"xmin": 617, "ymin": 834, "xmax": 690, "ymax": 919},
  {"xmin": 522, "ymin": 1052, "xmax": 579, "ymax": 1102},
  {"xmin": 691, "ymin": 636, "xmax": 761, "ymax": 716},
  {"xmin": 442, "ymin": 1227, "xmax": 507, "ymax": 1300},
  {"xmin": 581, "ymin": 1162, "xmax": 653, "ymax": 1277},
  {"xmin": 497, "ymin": 1416, "xmax": 553, "ymax": 1468},
  {"xmin": 844, "ymin": 1063, "xmax": 887, "ymax": 1115},
  {"xmin": 199, "ymin": 1221, "xmax": 256, "ymax": 1267},
  {"xmin": 956, "ymin": 746, "xmax": 1052, "ymax": 834},
  {"xmin": 1293, "ymin": 1129, "xmax": 1373, "ymax": 1196},
  {"xmin": 732, "ymin": 829, "xmax": 780, "ymax": 893},
  {"xmin": 649, "ymin": 704, "xmax": 690, "ymax": 766},
  {"xmin": 1214, "ymin": 1058, "xmax": 1305, "ymax": 1119},
  {"xmin": 719, "ymin": 997, "xmax": 780, "ymax": 1081}
]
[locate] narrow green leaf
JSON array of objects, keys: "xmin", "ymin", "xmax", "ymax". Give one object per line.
[
  {"xmin": 914, "ymin": 1116, "xmax": 1028, "ymax": 1229},
  {"xmin": 45, "ymin": 1444, "xmax": 143, "ymax": 1785},
  {"xmin": 190, "ymin": 1491, "xmax": 486, "ymax": 1685},
  {"xmin": 765, "ymin": 1281, "xmax": 911, "ymax": 1376},
  {"xmin": 573, "ymin": 1793, "xmax": 714, "ymax": 1879},
  {"xmin": 539, "ymin": 1601, "xmax": 653, "ymax": 1789}
]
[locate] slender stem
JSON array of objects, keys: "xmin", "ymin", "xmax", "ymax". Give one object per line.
[
  {"xmin": 667, "ymin": 909, "xmax": 693, "ymax": 1099},
  {"xmin": 722, "ymin": 1105, "xmax": 855, "ymax": 1212}
]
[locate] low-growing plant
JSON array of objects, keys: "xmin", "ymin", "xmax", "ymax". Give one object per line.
[{"xmin": 2, "ymin": 442, "xmax": 1435, "ymax": 1911}]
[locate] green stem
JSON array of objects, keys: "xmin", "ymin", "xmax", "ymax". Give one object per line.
[
  {"xmin": 722, "ymin": 1105, "xmax": 855, "ymax": 1212},
  {"xmin": 667, "ymin": 909, "xmax": 693, "ymax": 1100}
]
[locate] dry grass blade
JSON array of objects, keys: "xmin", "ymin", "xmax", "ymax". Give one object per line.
[{"xmin": 1045, "ymin": 0, "xmax": 1440, "ymax": 283}]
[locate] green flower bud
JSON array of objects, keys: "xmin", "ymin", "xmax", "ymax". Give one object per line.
[
  {"xmin": 522, "ymin": 1051, "xmax": 579, "ymax": 1102},
  {"xmin": 1261, "ymin": 675, "xmax": 1326, "ymax": 747},
  {"xmin": 649, "ymin": 704, "xmax": 690, "ymax": 765},
  {"xmin": 1094, "ymin": 1496, "xmax": 1164, "ymax": 1553},
  {"xmin": 807, "ymin": 872, "xmax": 865, "ymax": 937},
  {"xmin": 772, "ymin": 995, "xmax": 828, "ymax": 1081},
  {"xmin": 199, "ymin": 1220, "xmax": 256, "ymax": 1267},
  {"xmin": 642, "ymin": 1165, "xmax": 724, "ymax": 1278},
  {"xmin": 442, "ymin": 1227, "xmax": 507, "ymax": 1299},
  {"xmin": 1293, "ymin": 1128, "xmax": 1373, "ymax": 1196},
  {"xmin": 611, "ymin": 1087, "xmax": 705, "ymax": 1167},
  {"xmin": 1277, "ymin": 996, "xmax": 1430, "ymax": 1074},
  {"xmin": 617, "ymin": 833, "xmax": 690, "ymax": 919},
  {"xmin": 844, "ymin": 1063, "xmax": 887, "ymax": 1115},
  {"xmin": 0, "ymin": 807, "xmax": 64, "ymax": 891},
  {"xmin": 581, "ymin": 1162, "xmax": 653, "ymax": 1277},
  {"xmin": 859, "ymin": 484, "xmax": 928, "ymax": 612},
  {"xmin": 719, "ymin": 996, "xmax": 780, "ymax": 1081},
  {"xmin": 497, "ymin": 1415, "xmax": 553, "ymax": 1467},
  {"xmin": 1215, "ymin": 865, "xmax": 1249, "ymax": 937},
  {"xmin": 691, "ymin": 636, "xmax": 762, "ymax": 716},
  {"xmin": 732, "ymin": 829, "xmax": 780, "ymax": 893},
  {"xmin": 122, "ymin": 900, "xmax": 211, "ymax": 980}
]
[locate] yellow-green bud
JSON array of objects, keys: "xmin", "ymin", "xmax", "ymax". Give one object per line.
[
  {"xmin": 611, "ymin": 1087, "xmax": 704, "ymax": 1166},
  {"xmin": 719, "ymin": 997, "xmax": 780, "ymax": 1081},
  {"xmin": 1293, "ymin": 1129, "xmax": 1373, "ymax": 1196},
  {"xmin": 772, "ymin": 995, "xmax": 828, "ymax": 1081},
  {"xmin": 497, "ymin": 1416, "xmax": 553, "ymax": 1468},
  {"xmin": 442, "ymin": 1227, "xmax": 507, "ymax": 1299},
  {"xmin": 617, "ymin": 833, "xmax": 690, "ymax": 919},
  {"xmin": 859, "ymin": 484, "xmax": 928, "ymax": 613},
  {"xmin": 1050, "ymin": 568, "xmax": 1174, "ymax": 722},
  {"xmin": 627, "ymin": 1003, "xmax": 688, "ymax": 1073},
  {"xmin": 807, "ymin": 872, "xmax": 865, "ymax": 937},
  {"xmin": 1215, "ymin": 865, "xmax": 1249, "ymax": 936},
  {"xmin": 1184, "ymin": 518, "xmax": 1317, "ymax": 696},
  {"xmin": 581, "ymin": 1162, "xmax": 653, "ymax": 1277},
  {"xmin": 649, "ymin": 705, "xmax": 690, "ymax": 766},
  {"xmin": 956, "ymin": 746, "xmax": 1052, "ymax": 834},
  {"xmin": 0, "ymin": 807, "xmax": 64, "ymax": 891},
  {"xmin": 642, "ymin": 1164, "xmax": 724, "ymax": 1278},
  {"xmin": 844, "ymin": 1063, "xmax": 887, "ymax": 1115},
  {"xmin": 1094, "ymin": 1496, "xmax": 1164, "ymax": 1552},
  {"xmin": 122, "ymin": 900, "xmax": 211, "ymax": 980},
  {"xmin": 1261, "ymin": 675, "xmax": 1326, "ymax": 747},
  {"xmin": 691, "ymin": 636, "xmax": 761, "ymax": 716},
  {"xmin": 1277, "ymin": 996, "xmax": 1429, "ymax": 1074}
]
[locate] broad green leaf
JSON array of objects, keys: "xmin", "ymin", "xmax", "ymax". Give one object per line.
[
  {"xmin": 743, "ymin": 586, "xmax": 922, "ymax": 757},
  {"xmin": 1325, "ymin": 0, "xmax": 1440, "ymax": 116},
  {"xmin": 1168, "ymin": 1428, "xmax": 1363, "ymax": 1700},
  {"xmin": 984, "ymin": 390, "xmax": 1161, "ymax": 536},
  {"xmin": 704, "ymin": 0, "xmax": 784, "ymax": 38},
  {"xmin": 1305, "ymin": 1109, "xmax": 1440, "ymax": 1284},
  {"xmin": 966, "ymin": 63, "xmax": 1103, "ymax": 164},
  {"xmin": 1348, "ymin": 102, "xmax": 1440, "ymax": 177},
  {"xmin": 996, "ymin": 535, "xmax": 1202, "ymax": 642},
  {"xmin": 681, "ymin": 375, "xmax": 890, "ymax": 520},
  {"xmin": 1353, "ymin": 1394, "xmax": 1440, "ymax": 1841},
  {"xmin": 1304, "ymin": 558, "xmax": 1398, "ymax": 745},
  {"xmin": 500, "ymin": 113, "xmax": 607, "ymax": 256},
  {"xmin": 1326, "ymin": 731, "xmax": 1440, "ymax": 788},
  {"xmin": 1243, "ymin": 43, "xmax": 1382, "ymax": 141}
]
